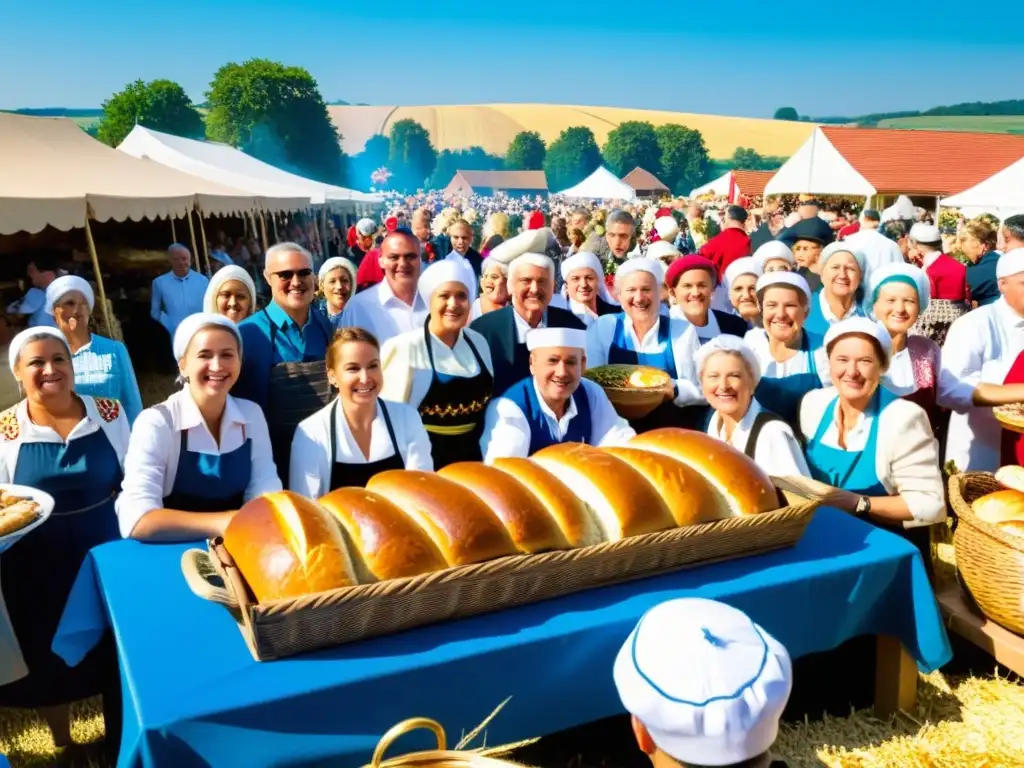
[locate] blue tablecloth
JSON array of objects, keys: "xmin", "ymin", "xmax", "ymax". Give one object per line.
[{"xmin": 53, "ymin": 508, "xmax": 951, "ymax": 768}]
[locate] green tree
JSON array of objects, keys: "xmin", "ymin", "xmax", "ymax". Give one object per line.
[
  {"xmin": 205, "ymin": 59, "xmax": 344, "ymax": 184},
  {"xmin": 348, "ymin": 134, "xmax": 391, "ymax": 190},
  {"xmin": 601, "ymin": 121, "xmax": 661, "ymax": 177},
  {"xmin": 96, "ymin": 79, "xmax": 204, "ymax": 147},
  {"xmin": 388, "ymin": 119, "xmax": 437, "ymax": 192},
  {"xmin": 543, "ymin": 126, "xmax": 602, "ymax": 192},
  {"xmin": 504, "ymin": 131, "xmax": 546, "ymax": 170},
  {"xmin": 427, "ymin": 147, "xmax": 504, "ymax": 189},
  {"xmin": 655, "ymin": 124, "xmax": 711, "ymax": 195},
  {"xmin": 731, "ymin": 147, "xmax": 765, "ymax": 170},
  {"xmin": 773, "ymin": 107, "xmax": 799, "ymax": 121}
]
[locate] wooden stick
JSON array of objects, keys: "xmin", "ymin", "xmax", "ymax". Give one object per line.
[
  {"xmin": 171, "ymin": 217, "xmax": 177, "ymax": 243},
  {"xmin": 197, "ymin": 213, "xmax": 212, "ymax": 276},
  {"xmin": 271, "ymin": 213, "xmax": 279, "ymax": 243},
  {"xmin": 874, "ymin": 635, "xmax": 918, "ymax": 716},
  {"xmin": 83, "ymin": 213, "xmax": 114, "ymax": 338},
  {"xmin": 259, "ymin": 212, "xmax": 269, "ymax": 253},
  {"xmin": 186, "ymin": 210, "xmax": 201, "ymax": 271}
]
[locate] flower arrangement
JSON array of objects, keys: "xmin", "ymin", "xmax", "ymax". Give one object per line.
[
  {"xmin": 431, "ymin": 207, "xmax": 461, "ymax": 237},
  {"xmin": 938, "ymin": 208, "xmax": 960, "ymax": 235},
  {"xmin": 973, "ymin": 212, "xmax": 1001, "ymax": 230},
  {"xmin": 370, "ymin": 167, "xmax": 392, "ymax": 187},
  {"xmin": 462, "ymin": 208, "xmax": 479, "ymax": 225}
]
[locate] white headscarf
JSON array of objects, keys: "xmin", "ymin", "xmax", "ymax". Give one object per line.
[
  {"xmin": 695, "ymin": 335, "xmax": 762, "ymax": 386},
  {"xmin": 8, "ymin": 326, "xmax": 70, "ymax": 375},
  {"xmin": 823, "ymin": 317, "xmax": 893, "ymax": 366},
  {"xmin": 418, "ymin": 260, "xmax": 475, "ymax": 305},
  {"xmin": 203, "ymin": 266, "xmax": 257, "ymax": 316},
  {"xmin": 723, "ymin": 257, "xmax": 763, "ymax": 290},
  {"xmin": 318, "ymin": 256, "xmax": 358, "ymax": 286},
  {"xmin": 615, "ymin": 257, "xmax": 665, "ymax": 287},
  {"xmin": 866, "ymin": 263, "xmax": 930, "ymax": 316},
  {"xmin": 45, "ymin": 275, "xmax": 94, "ymax": 314},
  {"xmin": 173, "ymin": 313, "xmax": 242, "ymax": 361},
  {"xmin": 560, "ymin": 251, "xmax": 615, "ymax": 304}
]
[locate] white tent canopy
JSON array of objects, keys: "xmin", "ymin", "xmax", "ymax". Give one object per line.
[
  {"xmin": 555, "ymin": 166, "xmax": 637, "ymax": 200},
  {"xmin": 689, "ymin": 171, "xmax": 732, "ymax": 198},
  {"xmin": 763, "ymin": 127, "xmax": 875, "ymax": 198},
  {"xmin": 117, "ymin": 126, "xmax": 382, "ymax": 213},
  {"xmin": 941, "ymin": 155, "xmax": 1024, "ymax": 220}
]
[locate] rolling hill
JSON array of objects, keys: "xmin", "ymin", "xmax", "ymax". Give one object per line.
[{"xmin": 877, "ymin": 115, "xmax": 1024, "ymax": 134}]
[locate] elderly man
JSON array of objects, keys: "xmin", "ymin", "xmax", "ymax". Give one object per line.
[
  {"xmin": 479, "ymin": 327, "xmax": 633, "ymax": 461},
  {"xmin": 150, "ymin": 244, "xmax": 208, "ymax": 351},
  {"xmin": 1001, "ymin": 214, "xmax": 1024, "ymax": 253},
  {"xmin": 346, "ymin": 218, "xmax": 377, "ymax": 266},
  {"xmin": 699, "ymin": 204, "xmax": 751, "ymax": 274},
  {"xmin": 470, "ymin": 252, "xmax": 585, "ymax": 396},
  {"xmin": 444, "ymin": 218, "xmax": 483, "ymax": 279},
  {"xmin": 234, "ymin": 242, "xmax": 334, "ymax": 480},
  {"xmin": 842, "ymin": 209, "xmax": 903, "ymax": 274},
  {"xmin": 340, "ymin": 230, "xmax": 429, "ymax": 341},
  {"xmin": 585, "ymin": 209, "xmax": 635, "ymax": 265}
]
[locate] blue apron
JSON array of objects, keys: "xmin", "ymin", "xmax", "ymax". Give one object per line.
[
  {"xmin": 503, "ymin": 376, "xmax": 591, "ymax": 455},
  {"xmin": 0, "ymin": 423, "xmax": 121, "ymax": 707},
  {"xmin": 804, "ymin": 290, "xmax": 864, "ymax": 338},
  {"xmin": 754, "ymin": 330, "xmax": 824, "ymax": 425}
]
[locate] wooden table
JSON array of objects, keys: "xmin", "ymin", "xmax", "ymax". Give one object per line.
[{"xmin": 937, "ymin": 586, "xmax": 1024, "ymax": 676}]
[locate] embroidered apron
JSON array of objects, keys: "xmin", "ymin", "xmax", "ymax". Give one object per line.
[{"xmin": 328, "ymin": 400, "xmax": 405, "ymax": 489}]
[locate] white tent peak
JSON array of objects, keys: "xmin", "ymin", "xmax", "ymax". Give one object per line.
[
  {"xmin": 942, "ymin": 155, "xmax": 1024, "ymax": 219},
  {"xmin": 555, "ymin": 166, "xmax": 637, "ymax": 200},
  {"xmin": 764, "ymin": 127, "xmax": 874, "ymax": 198}
]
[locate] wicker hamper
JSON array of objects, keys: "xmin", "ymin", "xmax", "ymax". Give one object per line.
[
  {"xmin": 365, "ymin": 718, "xmax": 533, "ymax": 768},
  {"xmin": 948, "ymin": 472, "xmax": 1024, "ymax": 636}
]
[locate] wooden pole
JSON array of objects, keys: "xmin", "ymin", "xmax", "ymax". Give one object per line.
[
  {"xmin": 271, "ymin": 213, "xmax": 279, "ymax": 243},
  {"xmin": 197, "ymin": 212, "xmax": 213, "ymax": 276},
  {"xmin": 321, "ymin": 205, "xmax": 329, "ymax": 261},
  {"xmin": 171, "ymin": 217, "xmax": 177, "ymax": 243},
  {"xmin": 259, "ymin": 212, "xmax": 270, "ymax": 253},
  {"xmin": 83, "ymin": 213, "xmax": 115, "ymax": 339},
  {"xmin": 186, "ymin": 210, "xmax": 201, "ymax": 272}
]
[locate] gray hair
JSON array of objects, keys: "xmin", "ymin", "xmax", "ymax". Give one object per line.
[
  {"xmin": 265, "ymin": 241, "xmax": 314, "ymax": 269},
  {"xmin": 168, "ymin": 243, "xmax": 191, "ymax": 258},
  {"xmin": 571, "ymin": 207, "xmax": 591, "ymax": 223},
  {"xmin": 606, "ymin": 209, "xmax": 635, "ymax": 229}
]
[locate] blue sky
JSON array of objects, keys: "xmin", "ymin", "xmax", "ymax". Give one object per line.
[{"xmin": 2, "ymin": 0, "xmax": 1022, "ymax": 117}]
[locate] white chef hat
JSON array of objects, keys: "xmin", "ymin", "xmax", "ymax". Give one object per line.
[
  {"xmin": 867, "ymin": 263, "xmax": 930, "ymax": 314},
  {"xmin": 724, "ymin": 257, "xmax": 763, "ymax": 290},
  {"xmin": 356, "ymin": 218, "xmax": 377, "ymax": 236},
  {"xmin": 695, "ymin": 336, "xmax": 762, "ymax": 386},
  {"xmin": 560, "ymin": 251, "xmax": 604, "ymax": 283},
  {"xmin": 45, "ymin": 275, "xmax": 95, "ymax": 315},
  {"xmin": 318, "ymin": 256, "xmax": 358, "ymax": 286},
  {"xmin": 418, "ymin": 259, "xmax": 476, "ymax": 304},
  {"xmin": 614, "ymin": 598, "xmax": 792, "ymax": 767},
  {"xmin": 8, "ymin": 326, "xmax": 70, "ymax": 375},
  {"xmin": 996, "ymin": 248, "xmax": 1024, "ymax": 279},
  {"xmin": 488, "ymin": 228, "xmax": 550, "ymax": 266},
  {"xmin": 525, "ymin": 327, "xmax": 587, "ymax": 351},
  {"xmin": 507, "ymin": 252, "xmax": 555, "ymax": 288},
  {"xmin": 752, "ymin": 241, "xmax": 795, "ymax": 270},
  {"xmin": 616, "ymin": 257, "xmax": 665, "ymax": 286},
  {"xmin": 654, "ymin": 215, "xmax": 680, "ymax": 241},
  {"xmin": 755, "ymin": 271, "xmax": 812, "ymax": 304},
  {"xmin": 908, "ymin": 222, "xmax": 941, "ymax": 245},
  {"xmin": 819, "ymin": 242, "xmax": 866, "ymax": 274},
  {"xmin": 173, "ymin": 312, "xmax": 242, "ymax": 361},
  {"xmin": 203, "ymin": 266, "xmax": 257, "ymax": 315},
  {"xmin": 823, "ymin": 317, "xmax": 893, "ymax": 365},
  {"xmin": 646, "ymin": 240, "xmax": 681, "ymax": 264}
]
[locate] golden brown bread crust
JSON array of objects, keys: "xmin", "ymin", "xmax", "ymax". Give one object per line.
[
  {"xmin": 531, "ymin": 443, "xmax": 674, "ymax": 540},
  {"xmin": 629, "ymin": 429, "xmax": 777, "ymax": 515},
  {"xmin": 998, "ymin": 519, "xmax": 1024, "ymax": 537},
  {"xmin": 318, "ymin": 488, "xmax": 447, "ymax": 582},
  {"xmin": 972, "ymin": 490, "xmax": 1024, "ymax": 525},
  {"xmin": 223, "ymin": 491, "xmax": 357, "ymax": 602},
  {"xmin": 438, "ymin": 463, "xmax": 569, "ymax": 553},
  {"xmin": 366, "ymin": 471, "xmax": 518, "ymax": 566},
  {"xmin": 996, "ymin": 465, "xmax": 1024, "ymax": 494},
  {"xmin": 602, "ymin": 447, "xmax": 722, "ymax": 526},
  {"xmin": 0, "ymin": 502, "xmax": 39, "ymax": 537},
  {"xmin": 490, "ymin": 458, "xmax": 604, "ymax": 547}
]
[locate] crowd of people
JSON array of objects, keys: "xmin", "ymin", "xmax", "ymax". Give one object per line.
[{"xmin": 2, "ymin": 185, "xmax": 1024, "ymax": 766}]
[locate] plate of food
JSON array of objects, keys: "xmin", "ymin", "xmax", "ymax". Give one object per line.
[
  {"xmin": 583, "ymin": 364, "xmax": 672, "ymax": 420},
  {"xmin": 0, "ymin": 484, "xmax": 54, "ymax": 554},
  {"xmin": 994, "ymin": 403, "xmax": 1024, "ymax": 434}
]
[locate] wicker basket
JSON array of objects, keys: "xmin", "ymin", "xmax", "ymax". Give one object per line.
[
  {"xmin": 364, "ymin": 718, "xmax": 533, "ymax": 768},
  {"xmin": 182, "ymin": 484, "xmax": 818, "ymax": 660},
  {"xmin": 947, "ymin": 472, "xmax": 1024, "ymax": 636},
  {"xmin": 602, "ymin": 386, "xmax": 665, "ymax": 420}
]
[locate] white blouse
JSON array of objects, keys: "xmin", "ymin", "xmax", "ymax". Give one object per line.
[
  {"xmin": 744, "ymin": 329, "xmax": 831, "ymax": 384},
  {"xmin": 289, "ymin": 398, "xmax": 433, "ymax": 499},
  {"xmin": 380, "ymin": 326, "xmax": 495, "ymax": 408},
  {"xmin": 707, "ymin": 400, "xmax": 810, "ymax": 478},
  {"xmin": 116, "ymin": 389, "xmax": 281, "ymax": 538},
  {"xmin": 480, "ymin": 378, "xmax": 635, "ymax": 463},
  {"xmin": 670, "ymin": 305, "xmax": 721, "ymax": 343},
  {"xmin": 798, "ymin": 388, "xmax": 945, "ymax": 528},
  {"xmin": 568, "ymin": 300, "xmax": 599, "ymax": 328},
  {"xmin": 338, "ymin": 280, "xmax": 429, "ymax": 343},
  {"xmin": 586, "ymin": 313, "xmax": 704, "ymax": 407}
]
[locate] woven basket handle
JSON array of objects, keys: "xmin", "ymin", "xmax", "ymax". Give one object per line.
[
  {"xmin": 371, "ymin": 718, "xmax": 447, "ymax": 767},
  {"xmin": 180, "ymin": 548, "xmax": 238, "ymax": 608}
]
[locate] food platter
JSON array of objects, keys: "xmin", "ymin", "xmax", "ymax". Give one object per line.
[
  {"xmin": 0, "ymin": 484, "xmax": 54, "ymax": 554},
  {"xmin": 994, "ymin": 404, "xmax": 1024, "ymax": 434},
  {"xmin": 584, "ymin": 364, "xmax": 671, "ymax": 420}
]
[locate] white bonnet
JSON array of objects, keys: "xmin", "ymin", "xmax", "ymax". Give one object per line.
[
  {"xmin": 823, "ymin": 317, "xmax": 892, "ymax": 365},
  {"xmin": 318, "ymin": 257, "xmax": 358, "ymax": 285},
  {"xmin": 755, "ymin": 271, "xmax": 812, "ymax": 304},
  {"xmin": 8, "ymin": 326, "xmax": 70, "ymax": 375},
  {"xmin": 752, "ymin": 241, "xmax": 795, "ymax": 269},
  {"xmin": 418, "ymin": 260, "xmax": 476, "ymax": 304},
  {"xmin": 203, "ymin": 266, "xmax": 257, "ymax": 315},
  {"xmin": 616, "ymin": 257, "xmax": 665, "ymax": 286},
  {"xmin": 696, "ymin": 336, "xmax": 762, "ymax": 386},
  {"xmin": 173, "ymin": 313, "xmax": 242, "ymax": 361},
  {"xmin": 724, "ymin": 257, "xmax": 763, "ymax": 289},
  {"xmin": 45, "ymin": 275, "xmax": 94, "ymax": 314}
]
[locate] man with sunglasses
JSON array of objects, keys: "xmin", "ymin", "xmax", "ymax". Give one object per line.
[
  {"xmin": 339, "ymin": 230, "xmax": 429, "ymax": 342},
  {"xmin": 234, "ymin": 242, "xmax": 335, "ymax": 482}
]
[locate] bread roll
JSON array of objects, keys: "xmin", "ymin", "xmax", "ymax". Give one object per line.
[
  {"xmin": 491, "ymin": 458, "xmax": 604, "ymax": 547},
  {"xmin": 530, "ymin": 443, "xmax": 674, "ymax": 540},
  {"xmin": 999, "ymin": 520, "xmax": 1024, "ymax": 538},
  {"xmin": 996, "ymin": 465, "xmax": 1024, "ymax": 494},
  {"xmin": 603, "ymin": 447, "xmax": 721, "ymax": 526},
  {"xmin": 438, "ymin": 463, "xmax": 569, "ymax": 553},
  {"xmin": 629, "ymin": 429, "xmax": 778, "ymax": 516},
  {"xmin": 972, "ymin": 489, "xmax": 1024, "ymax": 525},
  {"xmin": 318, "ymin": 488, "xmax": 447, "ymax": 582},
  {"xmin": 224, "ymin": 491, "xmax": 357, "ymax": 602},
  {"xmin": 367, "ymin": 471, "xmax": 518, "ymax": 566}
]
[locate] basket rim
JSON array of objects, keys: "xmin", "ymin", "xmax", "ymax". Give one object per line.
[{"xmin": 948, "ymin": 472, "xmax": 1024, "ymax": 553}]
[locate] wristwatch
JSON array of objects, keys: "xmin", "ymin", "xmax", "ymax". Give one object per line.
[{"xmin": 855, "ymin": 496, "xmax": 871, "ymax": 516}]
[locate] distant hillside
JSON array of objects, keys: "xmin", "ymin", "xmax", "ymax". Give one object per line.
[
  {"xmin": 3, "ymin": 107, "xmax": 103, "ymax": 118},
  {"xmin": 804, "ymin": 98, "xmax": 1024, "ymax": 126}
]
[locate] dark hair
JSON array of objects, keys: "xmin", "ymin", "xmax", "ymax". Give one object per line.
[
  {"xmin": 862, "ymin": 209, "xmax": 881, "ymax": 222},
  {"xmin": 882, "ymin": 220, "xmax": 909, "ymax": 242},
  {"xmin": 326, "ymin": 327, "xmax": 380, "ymax": 371},
  {"xmin": 29, "ymin": 254, "xmax": 59, "ymax": 273},
  {"xmin": 685, "ymin": 752, "xmax": 772, "ymax": 768},
  {"xmin": 825, "ymin": 331, "xmax": 887, "ymax": 369},
  {"xmin": 1004, "ymin": 214, "xmax": 1024, "ymax": 244},
  {"xmin": 726, "ymin": 205, "xmax": 748, "ymax": 223}
]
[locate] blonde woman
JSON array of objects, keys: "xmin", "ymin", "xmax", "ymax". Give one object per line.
[
  {"xmin": 960, "ymin": 218, "xmax": 1001, "ymax": 307},
  {"xmin": 481, "ymin": 212, "xmax": 510, "ymax": 256},
  {"xmin": 471, "ymin": 260, "xmax": 510, "ymax": 320}
]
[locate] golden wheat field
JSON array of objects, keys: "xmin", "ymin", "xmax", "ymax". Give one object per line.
[{"xmin": 327, "ymin": 103, "xmax": 817, "ymax": 159}]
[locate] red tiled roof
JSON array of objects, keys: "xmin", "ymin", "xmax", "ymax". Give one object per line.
[
  {"xmin": 821, "ymin": 126, "xmax": 1024, "ymax": 196},
  {"xmin": 731, "ymin": 169, "xmax": 773, "ymax": 198},
  {"xmin": 454, "ymin": 170, "xmax": 547, "ymax": 190},
  {"xmin": 622, "ymin": 166, "xmax": 668, "ymax": 191}
]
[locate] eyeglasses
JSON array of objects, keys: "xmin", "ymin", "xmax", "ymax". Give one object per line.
[{"xmin": 272, "ymin": 269, "xmax": 313, "ymax": 281}]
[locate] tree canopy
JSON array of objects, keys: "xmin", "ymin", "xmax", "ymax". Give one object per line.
[
  {"xmin": 388, "ymin": 119, "xmax": 438, "ymax": 192},
  {"xmin": 543, "ymin": 126, "xmax": 602, "ymax": 192},
  {"xmin": 730, "ymin": 147, "xmax": 787, "ymax": 172},
  {"xmin": 96, "ymin": 79, "xmax": 204, "ymax": 148},
  {"xmin": 428, "ymin": 147, "xmax": 504, "ymax": 188},
  {"xmin": 655, "ymin": 124, "xmax": 710, "ymax": 195},
  {"xmin": 773, "ymin": 107, "xmax": 799, "ymax": 121},
  {"xmin": 205, "ymin": 59, "xmax": 344, "ymax": 184},
  {"xmin": 504, "ymin": 131, "xmax": 546, "ymax": 170},
  {"xmin": 601, "ymin": 121, "xmax": 661, "ymax": 178},
  {"xmin": 347, "ymin": 134, "xmax": 391, "ymax": 190}
]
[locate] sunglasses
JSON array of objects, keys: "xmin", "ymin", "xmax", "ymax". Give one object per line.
[{"xmin": 272, "ymin": 269, "xmax": 313, "ymax": 281}]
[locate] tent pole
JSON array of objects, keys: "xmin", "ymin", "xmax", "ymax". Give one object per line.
[
  {"xmin": 197, "ymin": 213, "xmax": 213, "ymax": 276},
  {"xmin": 272, "ymin": 213, "xmax": 279, "ymax": 243},
  {"xmin": 83, "ymin": 214, "xmax": 114, "ymax": 339},
  {"xmin": 171, "ymin": 217, "xmax": 177, "ymax": 243},
  {"xmin": 186, "ymin": 210, "xmax": 201, "ymax": 272},
  {"xmin": 259, "ymin": 212, "xmax": 270, "ymax": 253},
  {"xmin": 321, "ymin": 205, "xmax": 329, "ymax": 262}
]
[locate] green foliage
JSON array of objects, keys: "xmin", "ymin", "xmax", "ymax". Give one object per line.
[
  {"xmin": 729, "ymin": 147, "xmax": 784, "ymax": 171},
  {"xmin": 95, "ymin": 79, "xmax": 204, "ymax": 147},
  {"xmin": 205, "ymin": 59, "xmax": 344, "ymax": 185},
  {"xmin": 504, "ymin": 131, "xmax": 547, "ymax": 170},
  {"xmin": 388, "ymin": 119, "xmax": 438, "ymax": 192},
  {"xmin": 427, "ymin": 147, "xmax": 504, "ymax": 189},
  {"xmin": 348, "ymin": 134, "xmax": 391, "ymax": 190},
  {"xmin": 601, "ymin": 121, "xmax": 661, "ymax": 177},
  {"xmin": 773, "ymin": 107, "xmax": 799, "ymax": 121},
  {"xmin": 655, "ymin": 124, "xmax": 710, "ymax": 195},
  {"xmin": 543, "ymin": 126, "xmax": 602, "ymax": 192}
]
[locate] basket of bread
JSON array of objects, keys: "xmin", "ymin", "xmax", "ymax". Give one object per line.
[
  {"xmin": 182, "ymin": 429, "xmax": 819, "ymax": 660},
  {"xmin": 582, "ymin": 364, "xmax": 670, "ymax": 419},
  {"xmin": 364, "ymin": 717, "xmax": 533, "ymax": 768},
  {"xmin": 948, "ymin": 466, "xmax": 1024, "ymax": 636},
  {"xmin": 0, "ymin": 485, "xmax": 53, "ymax": 554}
]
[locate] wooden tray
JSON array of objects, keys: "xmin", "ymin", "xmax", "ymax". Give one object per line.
[{"xmin": 182, "ymin": 483, "xmax": 818, "ymax": 660}]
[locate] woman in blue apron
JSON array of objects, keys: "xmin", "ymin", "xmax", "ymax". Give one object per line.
[
  {"xmin": 798, "ymin": 318, "xmax": 946, "ymax": 576},
  {"xmin": 380, "ymin": 262, "xmax": 494, "ymax": 469},
  {"xmin": 0, "ymin": 327, "xmax": 130, "ymax": 760},
  {"xmin": 290, "ymin": 327, "xmax": 434, "ymax": 498},
  {"xmin": 584, "ymin": 258, "xmax": 704, "ymax": 432},
  {"xmin": 803, "ymin": 243, "xmax": 867, "ymax": 337},
  {"xmin": 116, "ymin": 314, "xmax": 282, "ymax": 542}
]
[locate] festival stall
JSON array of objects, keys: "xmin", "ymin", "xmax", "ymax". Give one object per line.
[
  {"xmin": 688, "ymin": 169, "xmax": 774, "ymax": 204},
  {"xmin": 556, "ymin": 167, "xmax": 637, "ymax": 200},
  {"xmin": 941, "ymin": 155, "xmax": 1024, "ymax": 219},
  {"xmin": 620, "ymin": 167, "xmax": 668, "ymax": 198}
]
